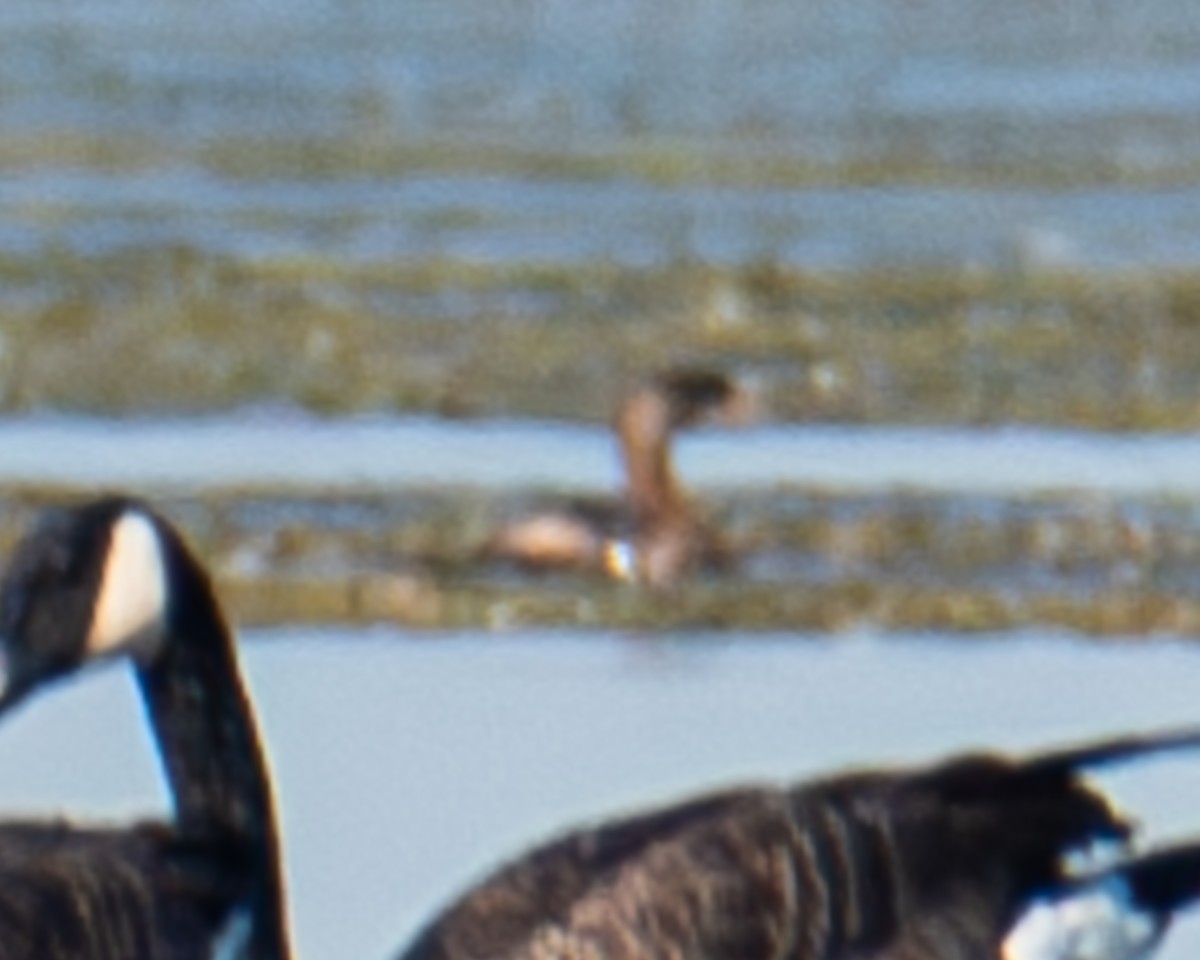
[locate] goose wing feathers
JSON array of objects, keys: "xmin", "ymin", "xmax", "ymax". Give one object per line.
[
  {"xmin": 0, "ymin": 821, "xmax": 245, "ymax": 960},
  {"xmin": 403, "ymin": 788, "xmax": 764, "ymax": 960},
  {"xmin": 400, "ymin": 730, "xmax": 1200, "ymax": 960}
]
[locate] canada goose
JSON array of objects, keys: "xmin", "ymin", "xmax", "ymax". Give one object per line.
[
  {"xmin": 398, "ymin": 729, "xmax": 1200, "ymax": 960},
  {"xmin": 0, "ymin": 496, "xmax": 289, "ymax": 960},
  {"xmin": 489, "ymin": 368, "xmax": 753, "ymax": 587}
]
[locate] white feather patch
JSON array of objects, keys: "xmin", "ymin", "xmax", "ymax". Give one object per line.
[
  {"xmin": 1003, "ymin": 875, "xmax": 1161, "ymax": 960},
  {"xmin": 85, "ymin": 512, "xmax": 169, "ymax": 664},
  {"xmin": 602, "ymin": 539, "xmax": 637, "ymax": 581}
]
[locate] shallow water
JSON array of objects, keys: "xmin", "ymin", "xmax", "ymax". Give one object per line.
[
  {"xmin": 6, "ymin": 1, "xmax": 1200, "ymax": 270},
  {"xmin": 5, "ymin": 414, "xmax": 1200, "ymax": 635},
  {"xmin": 13, "ymin": 171, "xmax": 1200, "ymax": 272},
  {"xmin": 8, "ymin": 414, "xmax": 1200, "ymax": 496},
  {"xmin": 1, "ymin": 628, "xmax": 1199, "ymax": 959}
]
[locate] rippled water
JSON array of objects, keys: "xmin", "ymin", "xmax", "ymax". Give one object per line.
[
  {"xmin": 1, "ymin": 629, "xmax": 1200, "ymax": 959},
  {"xmin": 7, "ymin": 1, "xmax": 1200, "ymax": 150},
  {"xmin": 5, "ymin": 0, "xmax": 1200, "ymax": 269}
]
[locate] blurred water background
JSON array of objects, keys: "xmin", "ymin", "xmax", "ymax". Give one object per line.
[{"xmin": 4, "ymin": 1, "xmax": 1200, "ymax": 957}]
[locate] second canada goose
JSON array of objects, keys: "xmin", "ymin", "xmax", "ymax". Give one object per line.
[
  {"xmin": 489, "ymin": 368, "xmax": 753, "ymax": 587},
  {"xmin": 398, "ymin": 729, "xmax": 1200, "ymax": 960},
  {"xmin": 0, "ymin": 497, "xmax": 289, "ymax": 960}
]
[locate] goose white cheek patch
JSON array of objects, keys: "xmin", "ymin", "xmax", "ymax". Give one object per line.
[{"xmin": 86, "ymin": 512, "xmax": 169, "ymax": 664}]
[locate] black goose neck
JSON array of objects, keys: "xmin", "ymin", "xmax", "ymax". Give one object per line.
[{"xmin": 134, "ymin": 519, "xmax": 291, "ymax": 960}]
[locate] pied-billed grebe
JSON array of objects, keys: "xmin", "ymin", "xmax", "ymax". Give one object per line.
[
  {"xmin": 398, "ymin": 728, "xmax": 1200, "ymax": 960},
  {"xmin": 0, "ymin": 497, "xmax": 290, "ymax": 960},
  {"xmin": 489, "ymin": 368, "xmax": 753, "ymax": 587}
]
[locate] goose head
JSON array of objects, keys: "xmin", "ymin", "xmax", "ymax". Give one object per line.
[{"xmin": 0, "ymin": 497, "xmax": 175, "ymax": 713}]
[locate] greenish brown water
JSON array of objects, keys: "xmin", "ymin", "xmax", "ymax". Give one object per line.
[
  {"xmin": 6, "ymin": 254, "xmax": 1200, "ymax": 431},
  {"xmin": 8, "ymin": 0, "xmax": 1200, "ymax": 637},
  {"xmin": 2, "ymin": 485, "xmax": 1197, "ymax": 636},
  {"xmin": 8, "ymin": 2, "xmax": 1200, "ymax": 429}
]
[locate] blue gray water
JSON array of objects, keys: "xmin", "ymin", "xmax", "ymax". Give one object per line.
[
  {"xmin": 1, "ymin": 629, "xmax": 1199, "ymax": 960},
  {"xmin": 6, "ymin": 414, "xmax": 1200, "ymax": 496},
  {"xmin": 5, "ymin": 1, "xmax": 1200, "ymax": 270}
]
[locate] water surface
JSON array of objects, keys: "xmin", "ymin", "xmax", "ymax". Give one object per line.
[
  {"xmin": 0, "ymin": 628, "xmax": 1198, "ymax": 959},
  {"xmin": 7, "ymin": 1, "xmax": 1200, "ymax": 270},
  {"xmin": 7, "ymin": 414, "xmax": 1200, "ymax": 496}
]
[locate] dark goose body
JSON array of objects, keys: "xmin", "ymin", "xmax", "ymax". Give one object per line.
[
  {"xmin": 400, "ymin": 731, "xmax": 1200, "ymax": 960},
  {"xmin": 0, "ymin": 497, "xmax": 289, "ymax": 960},
  {"xmin": 0, "ymin": 821, "xmax": 247, "ymax": 960}
]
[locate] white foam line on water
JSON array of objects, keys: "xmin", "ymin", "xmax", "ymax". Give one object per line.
[{"xmin": 2, "ymin": 414, "xmax": 1199, "ymax": 496}]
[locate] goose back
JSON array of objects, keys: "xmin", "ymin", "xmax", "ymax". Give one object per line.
[{"xmin": 398, "ymin": 731, "xmax": 1200, "ymax": 960}]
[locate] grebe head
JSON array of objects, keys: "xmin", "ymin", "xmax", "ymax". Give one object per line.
[
  {"xmin": 614, "ymin": 367, "xmax": 756, "ymax": 473},
  {"xmin": 0, "ymin": 497, "xmax": 174, "ymax": 713},
  {"xmin": 646, "ymin": 368, "xmax": 756, "ymax": 430}
]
